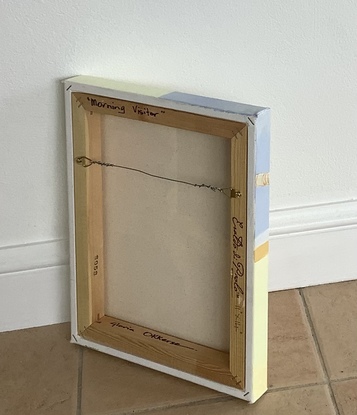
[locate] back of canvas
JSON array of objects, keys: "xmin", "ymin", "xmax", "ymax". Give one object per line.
[{"xmin": 103, "ymin": 115, "xmax": 231, "ymax": 351}]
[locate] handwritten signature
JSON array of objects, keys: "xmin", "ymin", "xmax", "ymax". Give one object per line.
[
  {"xmin": 109, "ymin": 322, "xmax": 197, "ymax": 351},
  {"xmin": 232, "ymin": 217, "xmax": 244, "ymax": 290},
  {"xmin": 143, "ymin": 331, "xmax": 197, "ymax": 351},
  {"xmin": 110, "ymin": 321, "xmax": 134, "ymax": 332},
  {"xmin": 232, "ymin": 216, "xmax": 245, "ymax": 333}
]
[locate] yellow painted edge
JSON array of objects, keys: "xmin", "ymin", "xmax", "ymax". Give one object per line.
[
  {"xmin": 250, "ymin": 254, "xmax": 269, "ymax": 402},
  {"xmin": 255, "ymin": 173, "xmax": 270, "ymax": 187},
  {"xmin": 64, "ymin": 75, "xmax": 170, "ymax": 97},
  {"xmin": 254, "ymin": 241, "xmax": 269, "ymax": 263}
]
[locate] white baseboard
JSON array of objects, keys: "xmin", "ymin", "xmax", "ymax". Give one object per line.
[
  {"xmin": 0, "ymin": 239, "xmax": 68, "ymax": 274},
  {"xmin": 0, "ymin": 266, "xmax": 70, "ymax": 332},
  {"xmin": 269, "ymin": 226, "xmax": 357, "ymax": 291},
  {"xmin": 0, "ymin": 240, "xmax": 70, "ymax": 332},
  {"xmin": 269, "ymin": 199, "xmax": 357, "ymax": 291},
  {"xmin": 1, "ymin": 200, "xmax": 356, "ymax": 332}
]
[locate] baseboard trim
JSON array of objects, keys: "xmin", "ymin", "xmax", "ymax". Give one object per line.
[
  {"xmin": 0, "ymin": 239, "xmax": 68, "ymax": 275},
  {"xmin": 269, "ymin": 199, "xmax": 357, "ymax": 291},
  {"xmin": 269, "ymin": 225, "xmax": 357, "ymax": 291},
  {"xmin": 270, "ymin": 199, "xmax": 357, "ymax": 236},
  {"xmin": 1, "ymin": 199, "xmax": 356, "ymax": 331},
  {"xmin": 0, "ymin": 266, "xmax": 70, "ymax": 333}
]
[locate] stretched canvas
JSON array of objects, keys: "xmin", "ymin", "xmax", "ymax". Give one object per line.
[{"xmin": 64, "ymin": 76, "xmax": 270, "ymax": 403}]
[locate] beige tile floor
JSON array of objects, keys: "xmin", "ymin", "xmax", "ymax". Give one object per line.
[{"xmin": 0, "ymin": 280, "xmax": 356, "ymax": 415}]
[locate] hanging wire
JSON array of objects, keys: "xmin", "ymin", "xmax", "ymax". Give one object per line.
[{"xmin": 75, "ymin": 156, "xmax": 235, "ymax": 197}]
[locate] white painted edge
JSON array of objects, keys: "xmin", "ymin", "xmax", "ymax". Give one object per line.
[
  {"xmin": 64, "ymin": 81, "xmax": 78, "ymax": 340},
  {"xmin": 72, "ymin": 335, "xmax": 252, "ymax": 402}
]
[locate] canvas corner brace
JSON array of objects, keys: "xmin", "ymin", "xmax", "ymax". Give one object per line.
[{"xmin": 63, "ymin": 75, "xmax": 270, "ymax": 403}]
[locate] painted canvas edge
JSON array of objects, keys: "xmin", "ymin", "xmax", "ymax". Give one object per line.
[
  {"xmin": 64, "ymin": 83, "xmax": 79, "ymax": 339},
  {"xmin": 249, "ymin": 109, "xmax": 270, "ymax": 402},
  {"xmin": 63, "ymin": 75, "xmax": 170, "ymax": 98}
]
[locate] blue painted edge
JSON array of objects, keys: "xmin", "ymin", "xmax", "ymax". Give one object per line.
[
  {"xmin": 255, "ymin": 109, "xmax": 271, "ymax": 241},
  {"xmin": 255, "ymin": 110, "xmax": 270, "ymax": 174},
  {"xmin": 255, "ymin": 186, "xmax": 269, "ymax": 240},
  {"xmin": 161, "ymin": 91, "xmax": 266, "ymax": 117}
]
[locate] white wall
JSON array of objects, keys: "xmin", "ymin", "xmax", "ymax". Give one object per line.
[{"xmin": 1, "ymin": 0, "xmax": 357, "ymax": 331}]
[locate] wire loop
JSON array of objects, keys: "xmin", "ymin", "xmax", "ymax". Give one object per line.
[{"xmin": 75, "ymin": 156, "xmax": 93, "ymax": 167}]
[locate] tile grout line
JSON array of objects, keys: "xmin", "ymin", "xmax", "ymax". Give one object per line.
[
  {"xmin": 267, "ymin": 381, "xmax": 327, "ymax": 394},
  {"xmin": 119, "ymin": 382, "xmax": 333, "ymax": 415},
  {"xmin": 298, "ymin": 288, "xmax": 341, "ymax": 415},
  {"xmin": 330, "ymin": 375, "xmax": 357, "ymax": 383},
  {"xmin": 119, "ymin": 396, "xmax": 233, "ymax": 415},
  {"xmin": 76, "ymin": 347, "xmax": 84, "ymax": 415}
]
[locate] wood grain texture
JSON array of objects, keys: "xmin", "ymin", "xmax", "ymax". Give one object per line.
[
  {"xmin": 85, "ymin": 112, "xmax": 105, "ymax": 323},
  {"xmin": 229, "ymin": 127, "xmax": 248, "ymax": 388},
  {"xmin": 82, "ymin": 315, "xmax": 241, "ymax": 388},
  {"xmin": 73, "ymin": 92, "xmax": 245, "ymax": 139},
  {"xmin": 72, "ymin": 97, "xmax": 105, "ymax": 333},
  {"xmin": 72, "ymin": 100, "xmax": 91, "ymax": 332}
]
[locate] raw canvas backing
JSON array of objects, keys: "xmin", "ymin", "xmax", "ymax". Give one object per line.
[{"xmin": 102, "ymin": 115, "xmax": 231, "ymax": 351}]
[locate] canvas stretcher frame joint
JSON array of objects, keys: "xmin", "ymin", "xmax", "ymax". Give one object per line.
[{"xmin": 64, "ymin": 76, "xmax": 270, "ymax": 403}]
